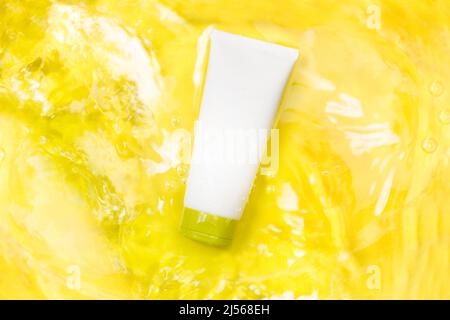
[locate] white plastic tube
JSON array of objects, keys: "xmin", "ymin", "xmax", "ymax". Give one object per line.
[{"xmin": 180, "ymin": 30, "xmax": 298, "ymax": 246}]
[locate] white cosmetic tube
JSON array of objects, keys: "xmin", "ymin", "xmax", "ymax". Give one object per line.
[{"xmin": 180, "ymin": 30, "xmax": 298, "ymax": 246}]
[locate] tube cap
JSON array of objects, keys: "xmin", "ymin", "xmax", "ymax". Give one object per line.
[{"xmin": 180, "ymin": 208, "xmax": 238, "ymax": 247}]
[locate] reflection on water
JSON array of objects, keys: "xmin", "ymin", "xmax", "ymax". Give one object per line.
[{"xmin": 0, "ymin": 0, "xmax": 449, "ymax": 299}]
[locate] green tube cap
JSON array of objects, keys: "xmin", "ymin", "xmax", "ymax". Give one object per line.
[{"xmin": 180, "ymin": 208, "xmax": 238, "ymax": 247}]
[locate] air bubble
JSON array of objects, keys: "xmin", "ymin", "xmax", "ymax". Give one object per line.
[
  {"xmin": 429, "ymin": 80, "xmax": 444, "ymax": 97},
  {"xmin": 439, "ymin": 109, "xmax": 450, "ymax": 124},
  {"xmin": 171, "ymin": 117, "xmax": 180, "ymax": 127},
  {"xmin": 176, "ymin": 164, "xmax": 187, "ymax": 176},
  {"xmin": 176, "ymin": 165, "xmax": 188, "ymax": 183},
  {"xmin": 422, "ymin": 137, "xmax": 438, "ymax": 153},
  {"xmin": 265, "ymin": 184, "xmax": 276, "ymax": 194},
  {"xmin": 164, "ymin": 179, "xmax": 177, "ymax": 191}
]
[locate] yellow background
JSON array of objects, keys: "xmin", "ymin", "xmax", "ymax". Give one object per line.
[{"xmin": 0, "ymin": 0, "xmax": 449, "ymax": 299}]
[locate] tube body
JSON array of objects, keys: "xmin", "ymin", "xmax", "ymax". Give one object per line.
[{"xmin": 181, "ymin": 30, "xmax": 298, "ymax": 246}]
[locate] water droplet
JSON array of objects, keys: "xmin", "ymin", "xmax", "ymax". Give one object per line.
[
  {"xmin": 429, "ymin": 80, "xmax": 444, "ymax": 97},
  {"xmin": 422, "ymin": 137, "xmax": 438, "ymax": 153},
  {"xmin": 439, "ymin": 109, "xmax": 450, "ymax": 124}
]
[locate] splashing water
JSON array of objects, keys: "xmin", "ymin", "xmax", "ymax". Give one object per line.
[{"xmin": 0, "ymin": 0, "xmax": 449, "ymax": 299}]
